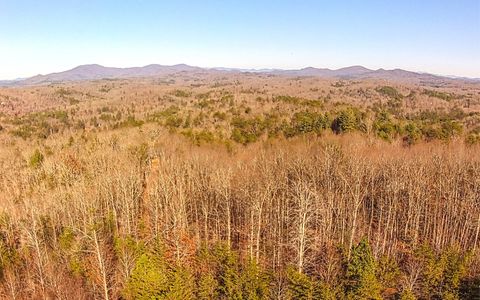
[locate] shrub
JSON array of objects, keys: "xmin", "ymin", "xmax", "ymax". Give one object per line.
[
  {"xmin": 99, "ymin": 113, "xmax": 114, "ymax": 121},
  {"xmin": 213, "ymin": 111, "xmax": 227, "ymax": 121},
  {"xmin": 193, "ymin": 112, "xmax": 206, "ymax": 127},
  {"xmin": 197, "ymin": 272, "xmax": 218, "ymax": 299},
  {"xmin": 440, "ymin": 120, "xmax": 463, "ymax": 139},
  {"xmin": 90, "ymin": 116, "xmax": 99, "ymax": 127},
  {"xmin": 196, "ymin": 91, "xmax": 212, "ymax": 100},
  {"xmin": 74, "ymin": 120, "xmax": 86, "ymax": 130},
  {"xmin": 58, "ymin": 227, "xmax": 75, "ymax": 251},
  {"xmin": 332, "ymin": 81, "xmax": 345, "ymax": 88},
  {"xmin": 165, "ymin": 115, "xmax": 184, "ymax": 128},
  {"xmin": 262, "ymin": 113, "xmax": 282, "ymax": 138},
  {"xmin": 275, "ymin": 95, "xmax": 302, "ymax": 105},
  {"xmin": 147, "ymin": 106, "xmax": 180, "ymax": 122},
  {"xmin": 116, "ymin": 116, "xmax": 144, "ymax": 128},
  {"xmin": 29, "ymin": 149, "xmax": 44, "ymax": 168},
  {"xmin": 196, "ymin": 100, "xmax": 210, "ymax": 109},
  {"xmin": 11, "ymin": 124, "xmax": 35, "ymax": 139},
  {"xmin": 55, "ymin": 87, "xmax": 73, "ymax": 97},
  {"xmin": 53, "ymin": 110, "xmax": 69, "ymax": 123},
  {"xmin": 440, "ymin": 249, "xmax": 472, "ymax": 299},
  {"xmin": 399, "ymin": 288, "xmax": 416, "ymax": 300},
  {"xmin": 172, "ymin": 89, "xmax": 192, "ymax": 98},
  {"xmin": 403, "ymin": 122, "xmax": 422, "ymax": 146},
  {"xmin": 465, "ymin": 127, "xmax": 480, "ymax": 145},
  {"xmin": 377, "ymin": 256, "xmax": 400, "ymax": 297},
  {"xmin": 421, "ymin": 121, "xmax": 462, "ymax": 141},
  {"xmin": 37, "ymin": 121, "xmax": 59, "ymax": 139},
  {"xmin": 168, "ymin": 266, "xmax": 196, "ymax": 300}
]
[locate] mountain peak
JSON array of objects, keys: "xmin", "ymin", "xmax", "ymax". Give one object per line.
[
  {"xmin": 72, "ymin": 64, "xmax": 105, "ymax": 70},
  {"xmin": 339, "ymin": 65, "xmax": 370, "ymax": 71}
]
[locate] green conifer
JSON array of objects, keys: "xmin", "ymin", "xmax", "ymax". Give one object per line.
[
  {"xmin": 287, "ymin": 267, "xmax": 314, "ymax": 300},
  {"xmin": 166, "ymin": 266, "xmax": 196, "ymax": 300},
  {"xmin": 345, "ymin": 238, "xmax": 382, "ymax": 300},
  {"xmin": 241, "ymin": 259, "xmax": 271, "ymax": 300},
  {"xmin": 197, "ymin": 272, "xmax": 219, "ymax": 300},
  {"xmin": 214, "ymin": 244, "xmax": 243, "ymax": 299},
  {"xmin": 124, "ymin": 242, "xmax": 169, "ymax": 299}
]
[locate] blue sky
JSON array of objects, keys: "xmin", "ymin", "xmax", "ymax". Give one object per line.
[{"xmin": 0, "ymin": 0, "xmax": 479, "ymax": 79}]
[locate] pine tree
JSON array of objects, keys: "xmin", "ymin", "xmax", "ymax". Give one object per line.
[
  {"xmin": 439, "ymin": 248, "xmax": 471, "ymax": 300},
  {"xmin": 313, "ymin": 281, "xmax": 338, "ymax": 300},
  {"xmin": 287, "ymin": 267, "xmax": 314, "ymax": 300},
  {"xmin": 166, "ymin": 266, "xmax": 195, "ymax": 300},
  {"xmin": 241, "ymin": 259, "xmax": 271, "ymax": 300},
  {"xmin": 196, "ymin": 245, "xmax": 219, "ymax": 300},
  {"xmin": 332, "ymin": 108, "xmax": 366, "ymax": 134},
  {"xmin": 377, "ymin": 255, "xmax": 400, "ymax": 297},
  {"xmin": 197, "ymin": 272, "xmax": 218, "ymax": 300},
  {"xmin": 415, "ymin": 243, "xmax": 444, "ymax": 298},
  {"xmin": 213, "ymin": 244, "xmax": 243, "ymax": 299},
  {"xmin": 124, "ymin": 242, "xmax": 169, "ymax": 299},
  {"xmin": 345, "ymin": 238, "xmax": 382, "ymax": 300},
  {"xmin": 414, "ymin": 244, "xmax": 472, "ymax": 299}
]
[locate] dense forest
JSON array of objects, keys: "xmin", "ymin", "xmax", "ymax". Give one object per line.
[{"xmin": 0, "ymin": 75, "xmax": 479, "ymax": 299}]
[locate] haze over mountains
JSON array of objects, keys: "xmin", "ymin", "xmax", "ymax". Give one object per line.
[{"xmin": 0, "ymin": 63, "xmax": 477, "ymax": 87}]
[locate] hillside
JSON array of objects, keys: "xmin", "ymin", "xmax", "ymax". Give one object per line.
[{"xmin": 0, "ymin": 72, "xmax": 479, "ymax": 299}]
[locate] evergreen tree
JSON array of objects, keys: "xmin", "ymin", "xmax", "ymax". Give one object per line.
[
  {"xmin": 313, "ymin": 281, "xmax": 338, "ymax": 300},
  {"xmin": 345, "ymin": 238, "xmax": 382, "ymax": 300},
  {"xmin": 332, "ymin": 108, "xmax": 366, "ymax": 134},
  {"xmin": 166, "ymin": 266, "xmax": 196, "ymax": 300},
  {"xmin": 196, "ymin": 245, "xmax": 219, "ymax": 300},
  {"xmin": 197, "ymin": 272, "xmax": 219, "ymax": 300},
  {"xmin": 213, "ymin": 244, "xmax": 243, "ymax": 299},
  {"xmin": 287, "ymin": 267, "xmax": 315, "ymax": 300},
  {"xmin": 376, "ymin": 255, "xmax": 401, "ymax": 297},
  {"xmin": 241, "ymin": 259, "xmax": 271, "ymax": 300},
  {"xmin": 439, "ymin": 248, "xmax": 471, "ymax": 300},
  {"xmin": 372, "ymin": 111, "xmax": 397, "ymax": 141},
  {"xmin": 415, "ymin": 244, "xmax": 472, "ymax": 299},
  {"xmin": 124, "ymin": 242, "xmax": 169, "ymax": 299},
  {"xmin": 415, "ymin": 243, "xmax": 445, "ymax": 298}
]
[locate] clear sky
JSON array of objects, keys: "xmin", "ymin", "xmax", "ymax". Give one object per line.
[{"xmin": 0, "ymin": 0, "xmax": 479, "ymax": 79}]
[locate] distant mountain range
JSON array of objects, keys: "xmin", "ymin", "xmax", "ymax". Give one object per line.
[
  {"xmin": 3, "ymin": 64, "xmax": 204, "ymax": 86},
  {"xmin": 1, "ymin": 64, "xmax": 477, "ymax": 86}
]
